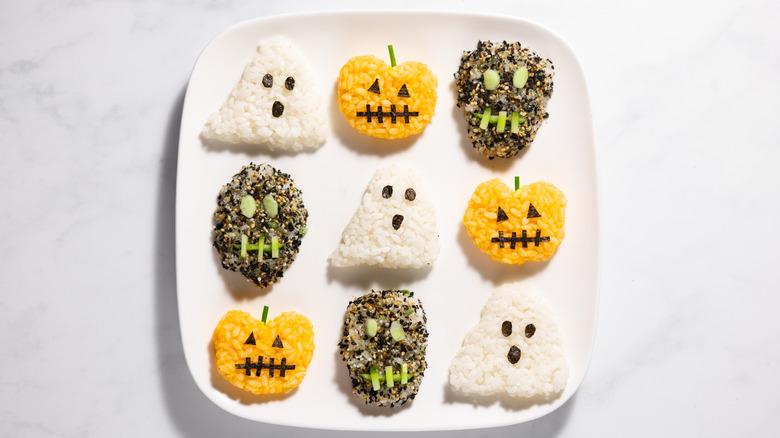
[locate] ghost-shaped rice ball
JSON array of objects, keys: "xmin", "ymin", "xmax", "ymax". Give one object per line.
[
  {"xmin": 201, "ymin": 36, "xmax": 329, "ymax": 151},
  {"xmin": 328, "ymin": 164, "xmax": 439, "ymax": 268},
  {"xmin": 449, "ymin": 283, "xmax": 569, "ymax": 399}
]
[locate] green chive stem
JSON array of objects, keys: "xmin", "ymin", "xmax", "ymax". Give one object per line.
[
  {"xmin": 515, "ymin": 176, "xmax": 520, "ymax": 191},
  {"xmin": 261, "ymin": 305, "xmax": 269, "ymax": 324},
  {"xmin": 388, "ymin": 45, "xmax": 397, "ymax": 67}
]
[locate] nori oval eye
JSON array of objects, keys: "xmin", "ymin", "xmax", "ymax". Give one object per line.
[
  {"xmin": 525, "ymin": 324, "xmax": 536, "ymax": 338},
  {"xmin": 262, "ymin": 74, "xmax": 273, "ymax": 88},
  {"xmin": 382, "ymin": 185, "xmax": 393, "ymax": 198},
  {"xmin": 404, "ymin": 188, "xmax": 416, "ymax": 201},
  {"xmin": 501, "ymin": 321, "xmax": 512, "ymax": 337},
  {"xmin": 285, "ymin": 76, "xmax": 295, "ymax": 91},
  {"xmin": 507, "ymin": 345, "xmax": 521, "ymax": 364}
]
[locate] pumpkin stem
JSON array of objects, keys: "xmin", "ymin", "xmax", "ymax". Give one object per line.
[
  {"xmin": 262, "ymin": 305, "xmax": 269, "ymax": 324},
  {"xmin": 515, "ymin": 176, "xmax": 520, "ymax": 191},
  {"xmin": 388, "ymin": 45, "xmax": 397, "ymax": 67}
]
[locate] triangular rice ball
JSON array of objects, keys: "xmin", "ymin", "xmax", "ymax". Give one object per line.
[
  {"xmin": 201, "ymin": 37, "xmax": 329, "ymax": 151},
  {"xmin": 449, "ymin": 283, "xmax": 569, "ymax": 398},
  {"xmin": 328, "ymin": 164, "xmax": 439, "ymax": 268}
]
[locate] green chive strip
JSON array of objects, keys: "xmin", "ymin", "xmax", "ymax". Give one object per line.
[
  {"xmin": 496, "ymin": 111, "xmax": 507, "ymax": 133},
  {"xmin": 385, "ymin": 366, "xmax": 394, "ymax": 388},
  {"xmin": 233, "ymin": 239, "xmax": 284, "ymax": 252},
  {"xmin": 401, "ymin": 363, "xmax": 408, "ymax": 384},
  {"xmin": 479, "ymin": 108, "xmax": 492, "ymax": 130},
  {"xmin": 388, "ymin": 45, "xmax": 397, "ymax": 67},
  {"xmin": 359, "ymin": 371, "xmax": 414, "ymax": 384},
  {"xmin": 370, "ymin": 366, "xmax": 380, "ymax": 391},
  {"xmin": 511, "ymin": 112, "xmax": 520, "ymax": 133},
  {"xmin": 240, "ymin": 234, "xmax": 248, "ymax": 259},
  {"xmin": 257, "ymin": 236, "xmax": 264, "ymax": 260},
  {"xmin": 515, "ymin": 176, "xmax": 520, "ymax": 191},
  {"xmin": 261, "ymin": 305, "xmax": 269, "ymax": 324}
]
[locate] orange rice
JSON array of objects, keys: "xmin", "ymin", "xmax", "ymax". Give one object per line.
[
  {"xmin": 337, "ymin": 55, "xmax": 437, "ymax": 139},
  {"xmin": 464, "ymin": 179, "xmax": 566, "ymax": 265},
  {"xmin": 213, "ymin": 310, "xmax": 314, "ymax": 395}
]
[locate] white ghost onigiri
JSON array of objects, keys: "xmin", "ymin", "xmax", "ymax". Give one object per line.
[
  {"xmin": 449, "ymin": 283, "xmax": 569, "ymax": 398},
  {"xmin": 328, "ymin": 164, "xmax": 439, "ymax": 268},
  {"xmin": 201, "ymin": 36, "xmax": 329, "ymax": 151}
]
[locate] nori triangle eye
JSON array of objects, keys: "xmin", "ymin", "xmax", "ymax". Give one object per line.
[
  {"xmin": 496, "ymin": 206, "xmax": 509, "ymax": 222},
  {"xmin": 397, "ymin": 84, "xmax": 410, "ymax": 98},
  {"xmin": 368, "ymin": 78, "xmax": 380, "ymax": 94},
  {"xmin": 244, "ymin": 332, "xmax": 257, "ymax": 345},
  {"xmin": 527, "ymin": 203, "xmax": 541, "ymax": 219}
]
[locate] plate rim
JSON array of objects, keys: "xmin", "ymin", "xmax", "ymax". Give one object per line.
[{"xmin": 175, "ymin": 9, "xmax": 600, "ymax": 431}]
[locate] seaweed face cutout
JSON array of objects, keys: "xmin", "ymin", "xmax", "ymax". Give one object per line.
[
  {"xmin": 337, "ymin": 47, "xmax": 438, "ymax": 139},
  {"xmin": 328, "ymin": 165, "xmax": 440, "ymax": 268}
]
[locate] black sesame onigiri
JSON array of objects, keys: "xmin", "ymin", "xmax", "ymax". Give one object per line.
[
  {"xmin": 338, "ymin": 289, "xmax": 428, "ymax": 408},
  {"xmin": 213, "ymin": 163, "xmax": 308, "ymax": 288},
  {"xmin": 455, "ymin": 40, "xmax": 554, "ymax": 159}
]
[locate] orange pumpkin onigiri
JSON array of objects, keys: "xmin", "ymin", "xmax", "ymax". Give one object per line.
[
  {"xmin": 464, "ymin": 178, "xmax": 566, "ymax": 265},
  {"xmin": 337, "ymin": 46, "xmax": 437, "ymax": 139},
  {"xmin": 213, "ymin": 309, "xmax": 315, "ymax": 395}
]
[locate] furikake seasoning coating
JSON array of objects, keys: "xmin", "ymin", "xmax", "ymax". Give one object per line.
[
  {"xmin": 338, "ymin": 289, "xmax": 428, "ymax": 408},
  {"xmin": 213, "ymin": 163, "xmax": 308, "ymax": 288},
  {"xmin": 455, "ymin": 40, "xmax": 554, "ymax": 159}
]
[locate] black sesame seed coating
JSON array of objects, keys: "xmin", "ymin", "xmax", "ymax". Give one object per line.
[
  {"xmin": 212, "ymin": 163, "xmax": 308, "ymax": 288},
  {"xmin": 338, "ymin": 289, "xmax": 428, "ymax": 408},
  {"xmin": 455, "ymin": 40, "xmax": 555, "ymax": 159}
]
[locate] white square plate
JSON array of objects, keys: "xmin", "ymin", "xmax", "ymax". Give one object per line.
[{"xmin": 176, "ymin": 10, "xmax": 599, "ymax": 431}]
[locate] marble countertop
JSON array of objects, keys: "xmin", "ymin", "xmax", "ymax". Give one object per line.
[{"xmin": 1, "ymin": 1, "xmax": 778, "ymax": 436}]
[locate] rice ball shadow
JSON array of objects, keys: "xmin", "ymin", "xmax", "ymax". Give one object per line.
[
  {"xmin": 449, "ymin": 81, "xmax": 529, "ymax": 171},
  {"xmin": 329, "ymin": 83, "xmax": 421, "ymax": 157},
  {"xmin": 199, "ymin": 135, "xmax": 321, "ymax": 159},
  {"xmin": 331, "ymin": 345, "xmax": 413, "ymax": 416},
  {"xmin": 206, "ymin": 340, "xmax": 297, "ymax": 405},
  {"xmin": 210, "ymin": 249, "xmax": 276, "ymax": 299},
  {"xmin": 456, "ymin": 222, "xmax": 550, "ymax": 285},
  {"xmin": 325, "ymin": 264, "xmax": 433, "ymax": 290},
  {"xmin": 441, "ymin": 378, "xmax": 565, "ymax": 411}
]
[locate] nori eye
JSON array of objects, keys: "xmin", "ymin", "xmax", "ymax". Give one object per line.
[
  {"xmin": 272, "ymin": 335, "xmax": 284, "ymax": 348},
  {"xmin": 397, "ymin": 84, "xmax": 410, "ymax": 98},
  {"xmin": 382, "ymin": 185, "xmax": 393, "ymax": 198},
  {"xmin": 527, "ymin": 203, "xmax": 541, "ymax": 219},
  {"xmin": 501, "ymin": 321, "xmax": 512, "ymax": 337},
  {"xmin": 244, "ymin": 332, "xmax": 256, "ymax": 345},
  {"xmin": 404, "ymin": 188, "xmax": 416, "ymax": 201},
  {"xmin": 496, "ymin": 206, "xmax": 509, "ymax": 222},
  {"xmin": 285, "ymin": 76, "xmax": 295, "ymax": 91},
  {"xmin": 368, "ymin": 78, "xmax": 380, "ymax": 94},
  {"xmin": 525, "ymin": 324, "xmax": 536, "ymax": 338},
  {"xmin": 262, "ymin": 74, "xmax": 273, "ymax": 88}
]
